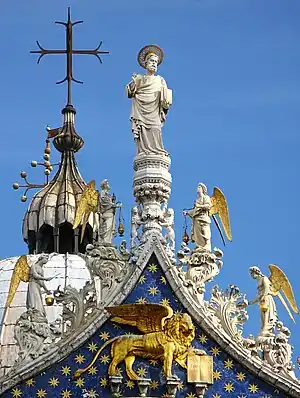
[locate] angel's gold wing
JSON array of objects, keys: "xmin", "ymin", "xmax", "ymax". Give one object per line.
[
  {"xmin": 210, "ymin": 187, "xmax": 232, "ymax": 241},
  {"xmin": 106, "ymin": 304, "xmax": 173, "ymax": 334},
  {"xmin": 269, "ymin": 264, "xmax": 299, "ymax": 323},
  {"xmin": 6, "ymin": 255, "xmax": 30, "ymax": 307},
  {"xmin": 73, "ymin": 180, "xmax": 99, "ymax": 242}
]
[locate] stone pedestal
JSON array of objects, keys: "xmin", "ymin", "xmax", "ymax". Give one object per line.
[
  {"xmin": 133, "ymin": 154, "xmax": 171, "ymax": 235},
  {"xmin": 137, "ymin": 378, "xmax": 151, "ymax": 397}
]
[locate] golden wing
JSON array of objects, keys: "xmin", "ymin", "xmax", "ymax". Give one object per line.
[
  {"xmin": 106, "ymin": 304, "xmax": 173, "ymax": 334},
  {"xmin": 6, "ymin": 255, "xmax": 30, "ymax": 307},
  {"xmin": 210, "ymin": 187, "xmax": 232, "ymax": 241},
  {"xmin": 269, "ymin": 264, "xmax": 299, "ymax": 321},
  {"xmin": 73, "ymin": 180, "xmax": 99, "ymax": 242}
]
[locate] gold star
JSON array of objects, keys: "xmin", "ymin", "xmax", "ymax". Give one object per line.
[
  {"xmin": 149, "ymin": 359, "xmax": 158, "ymax": 366},
  {"xmin": 148, "ymin": 264, "xmax": 157, "ymax": 273},
  {"xmin": 12, "ymin": 388, "xmax": 22, "ymax": 397},
  {"xmin": 160, "ymin": 276, "xmax": 167, "ymax": 284},
  {"xmin": 88, "ymin": 342, "xmax": 98, "ymax": 352},
  {"xmin": 186, "ymin": 393, "xmax": 196, "ymax": 398},
  {"xmin": 177, "ymin": 381, "xmax": 184, "ymax": 390},
  {"xmin": 75, "ymin": 354, "xmax": 85, "ymax": 364},
  {"xmin": 99, "ymin": 378, "xmax": 108, "ymax": 387},
  {"xmin": 61, "ymin": 365, "xmax": 71, "ymax": 376},
  {"xmin": 150, "ymin": 380, "xmax": 159, "ymax": 389},
  {"xmin": 249, "ymin": 384, "xmax": 259, "ymax": 393},
  {"xmin": 213, "ymin": 394, "xmax": 221, "ymax": 398},
  {"xmin": 113, "ymin": 323, "xmax": 120, "ymax": 329},
  {"xmin": 100, "ymin": 354, "xmax": 110, "ymax": 364},
  {"xmin": 136, "ymin": 297, "xmax": 147, "ymax": 304},
  {"xmin": 87, "ymin": 391, "xmax": 97, "ymax": 398},
  {"xmin": 61, "ymin": 390, "xmax": 72, "ymax": 398},
  {"xmin": 137, "ymin": 367, "xmax": 147, "ymax": 377},
  {"xmin": 148, "ymin": 286, "xmax": 159, "ymax": 296},
  {"xmin": 26, "ymin": 379, "xmax": 35, "ymax": 387},
  {"xmin": 210, "ymin": 346, "xmax": 221, "ymax": 356},
  {"xmin": 36, "ymin": 390, "xmax": 47, "ymax": 398},
  {"xmin": 74, "ymin": 377, "xmax": 85, "ymax": 388},
  {"xmin": 88, "ymin": 366, "xmax": 98, "ymax": 375},
  {"xmin": 224, "ymin": 359, "xmax": 234, "ymax": 369},
  {"xmin": 213, "ymin": 370, "xmax": 222, "ymax": 381},
  {"xmin": 160, "ymin": 298, "xmax": 170, "ymax": 306},
  {"xmin": 198, "ymin": 334, "xmax": 208, "ymax": 344},
  {"xmin": 48, "ymin": 377, "xmax": 59, "ymax": 387},
  {"xmin": 126, "ymin": 380, "xmax": 135, "ymax": 389},
  {"xmin": 224, "ymin": 382, "xmax": 234, "ymax": 392},
  {"xmin": 139, "ymin": 275, "xmax": 146, "ymax": 284},
  {"xmin": 236, "ymin": 372, "xmax": 246, "ymax": 381},
  {"xmin": 99, "ymin": 331, "xmax": 110, "ymax": 341}
]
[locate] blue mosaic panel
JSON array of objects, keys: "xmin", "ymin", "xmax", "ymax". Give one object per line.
[{"xmin": 3, "ymin": 255, "xmax": 286, "ymax": 398}]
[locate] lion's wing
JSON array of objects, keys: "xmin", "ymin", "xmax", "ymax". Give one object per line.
[{"xmin": 106, "ymin": 304, "xmax": 173, "ymax": 334}]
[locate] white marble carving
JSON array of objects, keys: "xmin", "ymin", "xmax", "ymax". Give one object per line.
[
  {"xmin": 98, "ymin": 179, "xmax": 122, "ymax": 245},
  {"xmin": 126, "ymin": 46, "xmax": 172, "ymax": 156},
  {"xmin": 177, "ymin": 248, "xmax": 223, "ymax": 304}
]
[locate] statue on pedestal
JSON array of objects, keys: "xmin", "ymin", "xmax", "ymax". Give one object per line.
[{"xmin": 126, "ymin": 45, "xmax": 172, "ymax": 156}]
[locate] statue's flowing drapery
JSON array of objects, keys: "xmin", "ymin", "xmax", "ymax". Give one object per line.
[
  {"xmin": 190, "ymin": 197, "xmax": 212, "ymax": 252},
  {"xmin": 127, "ymin": 74, "xmax": 168, "ymax": 156},
  {"xmin": 26, "ymin": 263, "xmax": 46, "ymax": 316}
]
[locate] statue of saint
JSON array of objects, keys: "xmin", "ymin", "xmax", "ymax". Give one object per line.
[
  {"xmin": 126, "ymin": 45, "xmax": 172, "ymax": 156},
  {"xmin": 98, "ymin": 179, "xmax": 122, "ymax": 244},
  {"xmin": 184, "ymin": 183, "xmax": 212, "ymax": 252},
  {"xmin": 26, "ymin": 254, "xmax": 53, "ymax": 316}
]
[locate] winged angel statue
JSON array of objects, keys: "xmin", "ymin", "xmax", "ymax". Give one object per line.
[
  {"xmin": 73, "ymin": 179, "xmax": 122, "ymax": 245},
  {"xmin": 249, "ymin": 265, "xmax": 299, "ymax": 337},
  {"xmin": 184, "ymin": 183, "xmax": 232, "ymax": 251},
  {"xmin": 5, "ymin": 254, "xmax": 53, "ymax": 316},
  {"xmin": 74, "ymin": 304, "xmax": 203, "ymax": 380}
]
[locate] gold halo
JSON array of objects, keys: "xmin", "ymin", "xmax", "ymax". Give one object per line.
[{"xmin": 137, "ymin": 45, "xmax": 164, "ymax": 68}]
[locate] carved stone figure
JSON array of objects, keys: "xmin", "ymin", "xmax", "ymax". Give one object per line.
[
  {"xmin": 27, "ymin": 254, "xmax": 53, "ymax": 316},
  {"xmin": 130, "ymin": 205, "xmax": 143, "ymax": 248},
  {"xmin": 184, "ymin": 184, "xmax": 232, "ymax": 252},
  {"xmin": 74, "ymin": 304, "xmax": 200, "ymax": 381},
  {"xmin": 73, "ymin": 179, "xmax": 122, "ymax": 245},
  {"xmin": 12, "ymin": 309, "xmax": 61, "ymax": 370},
  {"xmin": 248, "ymin": 265, "xmax": 298, "ymax": 338},
  {"xmin": 98, "ymin": 179, "xmax": 122, "ymax": 244},
  {"xmin": 126, "ymin": 45, "xmax": 172, "ymax": 156},
  {"xmin": 161, "ymin": 208, "xmax": 175, "ymax": 251},
  {"xmin": 5, "ymin": 254, "xmax": 53, "ymax": 318}
]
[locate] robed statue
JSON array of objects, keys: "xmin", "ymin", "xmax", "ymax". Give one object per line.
[
  {"xmin": 6, "ymin": 254, "xmax": 53, "ymax": 316},
  {"xmin": 248, "ymin": 265, "xmax": 299, "ymax": 337},
  {"xmin": 126, "ymin": 45, "xmax": 172, "ymax": 156},
  {"xmin": 73, "ymin": 179, "xmax": 122, "ymax": 245},
  {"xmin": 184, "ymin": 183, "xmax": 232, "ymax": 252}
]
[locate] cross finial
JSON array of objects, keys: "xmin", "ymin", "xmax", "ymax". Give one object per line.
[{"xmin": 30, "ymin": 7, "xmax": 109, "ymax": 106}]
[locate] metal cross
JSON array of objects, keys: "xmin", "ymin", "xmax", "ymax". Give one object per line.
[{"xmin": 30, "ymin": 7, "xmax": 109, "ymax": 106}]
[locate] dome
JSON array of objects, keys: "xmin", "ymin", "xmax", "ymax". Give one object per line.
[
  {"xmin": 22, "ymin": 106, "xmax": 98, "ymax": 255},
  {"xmin": 0, "ymin": 253, "xmax": 91, "ymax": 378}
]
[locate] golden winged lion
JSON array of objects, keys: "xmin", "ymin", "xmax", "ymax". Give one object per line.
[
  {"xmin": 249, "ymin": 265, "xmax": 299, "ymax": 336},
  {"xmin": 185, "ymin": 183, "xmax": 232, "ymax": 251},
  {"xmin": 73, "ymin": 180, "xmax": 99, "ymax": 243},
  {"xmin": 74, "ymin": 304, "xmax": 196, "ymax": 380}
]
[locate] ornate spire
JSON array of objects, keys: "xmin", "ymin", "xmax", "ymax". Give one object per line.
[{"xmin": 14, "ymin": 8, "xmax": 109, "ymax": 254}]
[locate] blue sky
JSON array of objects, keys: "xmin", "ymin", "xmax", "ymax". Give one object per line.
[{"xmin": 1, "ymin": 0, "xmax": 300, "ymax": 373}]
